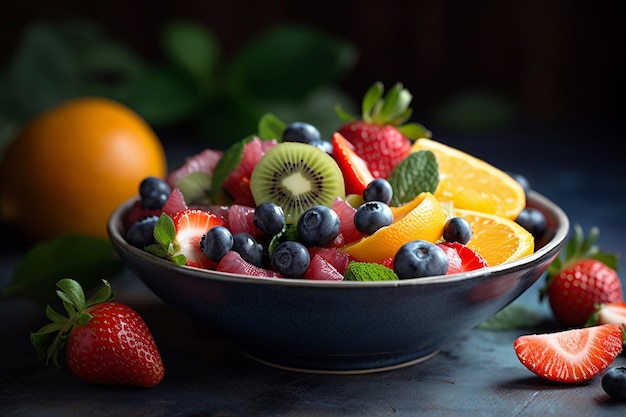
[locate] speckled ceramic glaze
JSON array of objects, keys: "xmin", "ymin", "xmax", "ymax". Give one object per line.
[{"xmin": 108, "ymin": 191, "xmax": 569, "ymax": 374}]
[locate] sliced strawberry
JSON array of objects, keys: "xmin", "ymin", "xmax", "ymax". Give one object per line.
[
  {"xmin": 304, "ymin": 254, "xmax": 344, "ymax": 281},
  {"xmin": 513, "ymin": 324, "xmax": 624, "ymax": 383},
  {"xmin": 437, "ymin": 241, "xmax": 489, "ymax": 274},
  {"xmin": 331, "ymin": 132, "xmax": 375, "ymax": 195},
  {"xmin": 223, "ymin": 137, "xmax": 278, "ymax": 206},
  {"xmin": 587, "ymin": 302, "xmax": 626, "ymax": 326},
  {"xmin": 171, "ymin": 209, "xmax": 226, "ymax": 269}
]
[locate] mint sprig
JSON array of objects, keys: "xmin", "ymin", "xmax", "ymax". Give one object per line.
[
  {"xmin": 388, "ymin": 150, "xmax": 439, "ymax": 206},
  {"xmin": 145, "ymin": 213, "xmax": 187, "ymax": 265}
]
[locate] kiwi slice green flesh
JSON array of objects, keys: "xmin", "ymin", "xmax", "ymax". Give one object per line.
[{"xmin": 250, "ymin": 142, "xmax": 345, "ymax": 223}]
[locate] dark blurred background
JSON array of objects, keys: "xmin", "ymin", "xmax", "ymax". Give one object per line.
[{"xmin": 1, "ymin": 0, "xmax": 623, "ymax": 141}]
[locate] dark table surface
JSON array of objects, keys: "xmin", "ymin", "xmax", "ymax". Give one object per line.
[{"xmin": 1, "ymin": 122, "xmax": 625, "ymax": 416}]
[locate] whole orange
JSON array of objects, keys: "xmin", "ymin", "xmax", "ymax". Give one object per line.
[{"xmin": 0, "ymin": 97, "xmax": 167, "ymax": 241}]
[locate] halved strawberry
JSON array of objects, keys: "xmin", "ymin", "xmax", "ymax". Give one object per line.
[
  {"xmin": 171, "ymin": 209, "xmax": 226, "ymax": 269},
  {"xmin": 437, "ymin": 241, "xmax": 489, "ymax": 274},
  {"xmin": 587, "ymin": 302, "xmax": 626, "ymax": 326},
  {"xmin": 513, "ymin": 324, "xmax": 624, "ymax": 383},
  {"xmin": 335, "ymin": 82, "xmax": 431, "ymax": 178},
  {"xmin": 331, "ymin": 132, "xmax": 375, "ymax": 195}
]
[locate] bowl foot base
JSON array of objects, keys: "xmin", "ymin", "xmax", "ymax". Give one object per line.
[{"xmin": 240, "ymin": 347, "xmax": 442, "ymax": 375}]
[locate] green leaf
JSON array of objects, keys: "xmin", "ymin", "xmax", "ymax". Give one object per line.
[
  {"xmin": 476, "ymin": 303, "xmax": 544, "ymax": 330},
  {"xmin": 161, "ymin": 20, "xmax": 219, "ymax": 95},
  {"xmin": 388, "ymin": 150, "xmax": 439, "ymax": 206},
  {"xmin": 56, "ymin": 278, "xmax": 86, "ymax": 311},
  {"xmin": 153, "ymin": 213, "xmax": 176, "ymax": 246},
  {"xmin": 398, "ymin": 122, "xmax": 432, "ymax": 140},
  {"xmin": 209, "ymin": 138, "xmax": 249, "ymax": 203},
  {"xmin": 227, "ymin": 24, "xmax": 357, "ymax": 101},
  {"xmin": 257, "ymin": 113, "xmax": 286, "ymax": 141},
  {"xmin": 344, "ymin": 261, "xmax": 399, "ymax": 281},
  {"xmin": 1, "ymin": 235, "xmax": 124, "ymax": 305}
]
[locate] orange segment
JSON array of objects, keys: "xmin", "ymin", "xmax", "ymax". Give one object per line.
[
  {"xmin": 410, "ymin": 138, "xmax": 525, "ymax": 220},
  {"xmin": 454, "ymin": 208, "xmax": 534, "ymax": 266},
  {"xmin": 341, "ymin": 192, "xmax": 446, "ymax": 263}
]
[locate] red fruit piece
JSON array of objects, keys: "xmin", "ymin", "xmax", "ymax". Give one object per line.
[
  {"xmin": 167, "ymin": 148, "xmax": 223, "ymax": 189},
  {"xmin": 228, "ymin": 204, "xmax": 262, "ymax": 238},
  {"xmin": 331, "ymin": 132, "xmax": 375, "ymax": 195},
  {"xmin": 161, "ymin": 188, "xmax": 188, "ymax": 216},
  {"xmin": 217, "ymin": 251, "xmax": 280, "ymax": 278},
  {"xmin": 124, "ymin": 200, "xmax": 161, "ymax": 231},
  {"xmin": 304, "ymin": 254, "xmax": 344, "ymax": 281},
  {"xmin": 224, "ymin": 137, "xmax": 278, "ymax": 206},
  {"xmin": 513, "ymin": 324, "xmax": 624, "ymax": 383},
  {"xmin": 31, "ymin": 279, "xmax": 164, "ymax": 388},
  {"xmin": 335, "ymin": 82, "xmax": 430, "ymax": 179},
  {"xmin": 331, "ymin": 197, "xmax": 366, "ymax": 245},
  {"xmin": 542, "ymin": 225, "xmax": 622, "ymax": 327},
  {"xmin": 172, "ymin": 209, "xmax": 225, "ymax": 269},
  {"xmin": 437, "ymin": 241, "xmax": 489, "ymax": 275},
  {"xmin": 587, "ymin": 302, "xmax": 626, "ymax": 326},
  {"xmin": 308, "ymin": 246, "xmax": 354, "ymax": 275}
]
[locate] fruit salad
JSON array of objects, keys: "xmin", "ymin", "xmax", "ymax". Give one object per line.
[{"xmin": 123, "ymin": 82, "xmax": 542, "ymax": 281}]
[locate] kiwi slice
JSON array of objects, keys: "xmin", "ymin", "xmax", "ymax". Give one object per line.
[{"xmin": 250, "ymin": 142, "xmax": 345, "ymax": 223}]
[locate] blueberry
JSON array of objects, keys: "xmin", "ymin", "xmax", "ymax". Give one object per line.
[
  {"xmin": 354, "ymin": 201, "xmax": 394, "ymax": 235},
  {"xmin": 201, "ymin": 226, "xmax": 234, "ymax": 262},
  {"xmin": 232, "ymin": 232, "xmax": 264, "ymax": 266},
  {"xmin": 126, "ymin": 216, "xmax": 158, "ymax": 248},
  {"xmin": 296, "ymin": 205, "xmax": 340, "ymax": 247},
  {"xmin": 394, "ymin": 240, "xmax": 449, "ymax": 279},
  {"xmin": 363, "ymin": 178, "xmax": 393, "ymax": 204},
  {"xmin": 311, "ymin": 139, "xmax": 333, "ymax": 155},
  {"xmin": 443, "ymin": 217, "xmax": 473, "ymax": 245},
  {"xmin": 254, "ymin": 202, "xmax": 286, "ymax": 237},
  {"xmin": 282, "ymin": 121, "xmax": 321, "ymax": 144},
  {"xmin": 139, "ymin": 176, "xmax": 171, "ymax": 209},
  {"xmin": 271, "ymin": 240, "xmax": 310, "ymax": 278},
  {"xmin": 515, "ymin": 207, "xmax": 547, "ymax": 239},
  {"xmin": 602, "ymin": 367, "xmax": 626, "ymax": 400}
]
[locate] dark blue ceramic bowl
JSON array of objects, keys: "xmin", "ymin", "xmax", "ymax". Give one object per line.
[{"xmin": 108, "ymin": 191, "xmax": 569, "ymax": 374}]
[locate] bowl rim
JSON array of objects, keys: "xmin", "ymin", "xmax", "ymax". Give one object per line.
[{"xmin": 108, "ymin": 190, "xmax": 569, "ymax": 288}]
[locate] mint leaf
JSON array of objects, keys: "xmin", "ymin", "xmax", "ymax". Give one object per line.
[
  {"xmin": 209, "ymin": 137, "xmax": 250, "ymax": 204},
  {"xmin": 475, "ymin": 304, "xmax": 544, "ymax": 330},
  {"xmin": 388, "ymin": 150, "xmax": 439, "ymax": 206},
  {"xmin": 257, "ymin": 113, "xmax": 286, "ymax": 141},
  {"xmin": 344, "ymin": 261, "xmax": 398, "ymax": 281},
  {"xmin": 1, "ymin": 235, "xmax": 124, "ymax": 305}
]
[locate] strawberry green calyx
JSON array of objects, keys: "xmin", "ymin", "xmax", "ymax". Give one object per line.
[
  {"xmin": 30, "ymin": 278, "xmax": 114, "ymax": 367},
  {"xmin": 335, "ymin": 81, "xmax": 432, "ymax": 140},
  {"xmin": 546, "ymin": 224, "xmax": 619, "ymax": 277}
]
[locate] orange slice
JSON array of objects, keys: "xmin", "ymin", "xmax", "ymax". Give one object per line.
[
  {"xmin": 341, "ymin": 192, "xmax": 446, "ymax": 263},
  {"xmin": 454, "ymin": 208, "xmax": 534, "ymax": 266},
  {"xmin": 410, "ymin": 138, "xmax": 525, "ymax": 220}
]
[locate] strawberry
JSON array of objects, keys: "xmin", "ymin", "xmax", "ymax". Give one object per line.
[
  {"xmin": 30, "ymin": 279, "xmax": 164, "ymax": 387},
  {"xmin": 587, "ymin": 301, "xmax": 626, "ymax": 326},
  {"xmin": 541, "ymin": 225, "xmax": 622, "ymax": 327},
  {"xmin": 171, "ymin": 209, "xmax": 226, "ymax": 269},
  {"xmin": 437, "ymin": 241, "xmax": 489, "ymax": 274},
  {"xmin": 335, "ymin": 82, "xmax": 431, "ymax": 178},
  {"xmin": 331, "ymin": 132, "xmax": 375, "ymax": 195},
  {"xmin": 513, "ymin": 324, "xmax": 624, "ymax": 383}
]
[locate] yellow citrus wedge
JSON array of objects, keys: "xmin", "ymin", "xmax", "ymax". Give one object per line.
[
  {"xmin": 342, "ymin": 192, "xmax": 446, "ymax": 263},
  {"xmin": 410, "ymin": 138, "xmax": 525, "ymax": 220},
  {"xmin": 454, "ymin": 208, "xmax": 535, "ymax": 266}
]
